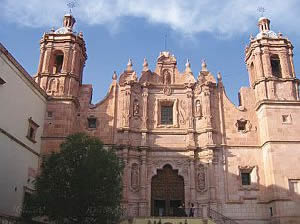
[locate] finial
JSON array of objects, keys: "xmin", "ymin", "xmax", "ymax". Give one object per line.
[
  {"xmin": 278, "ymin": 32, "xmax": 283, "ymax": 38},
  {"xmin": 112, "ymin": 71, "xmax": 117, "ymax": 80},
  {"xmin": 132, "ymin": 71, "xmax": 137, "ymax": 81},
  {"xmin": 185, "ymin": 59, "xmax": 192, "ymax": 73},
  {"xmin": 257, "ymin": 6, "xmax": 266, "ymax": 17},
  {"xmin": 78, "ymin": 31, "xmax": 83, "ymax": 38},
  {"xmin": 127, "ymin": 58, "xmax": 133, "ymax": 71},
  {"xmin": 67, "ymin": 0, "xmax": 78, "ymax": 14},
  {"xmin": 201, "ymin": 60, "xmax": 208, "ymax": 72},
  {"xmin": 143, "ymin": 58, "xmax": 149, "ymax": 71},
  {"xmin": 217, "ymin": 72, "xmax": 222, "ymax": 81},
  {"xmin": 51, "ymin": 27, "xmax": 55, "ymax": 33},
  {"xmin": 250, "ymin": 34, "xmax": 254, "ymax": 40}
]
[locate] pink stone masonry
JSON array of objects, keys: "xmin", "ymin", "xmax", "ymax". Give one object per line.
[{"xmin": 34, "ymin": 14, "xmax": 300, "ymax": 224}]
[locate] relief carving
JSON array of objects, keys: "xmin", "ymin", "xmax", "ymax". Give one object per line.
[
  {"xmin": 163, "ymin": 86, "xmax": 172, "ymax": 96},
  {"xmin": 179, "ymin": 100, "xmax": 187, "ymax": 125},
  {"xmin": 133, "ymin": 99, "xmax": 140, "ymax": 117},
  {"xmin": 147, "ymin": 159, "xmax": 189, "ymax": 180},
  {"xmin": 131, "ymin": 163, "xmax": 139, "ymax": 191},
  {"xmin": 47, "ymin": 78, "xmax": 59, "ymax": 95},
  {"xmin": 196, "ymin": 164, "xmax": 207, "ymax": 192}
]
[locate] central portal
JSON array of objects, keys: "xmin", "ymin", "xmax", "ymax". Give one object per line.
[{"xmin": 151, "ymin": 164, "xmax": 184, "ymax": 216}]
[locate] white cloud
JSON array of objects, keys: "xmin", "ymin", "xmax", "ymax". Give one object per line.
[{"xmin": 1, "ymin": 0, "xmax": 299, "ymax": 37}]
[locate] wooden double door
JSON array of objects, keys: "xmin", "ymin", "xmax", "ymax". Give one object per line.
[{"xmin": 151, "ymin": 165, "xmax": 184, "ymax": 216}]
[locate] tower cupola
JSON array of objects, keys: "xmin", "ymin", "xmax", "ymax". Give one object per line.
[
  {"xmin": 258, "ymin": 17, "xmax": 270, "ymax": 32},
  {"xmin": 63, "ymin": 13, "xmax": 76, "ymax": 31},
  {"xmin": 256, "ymin": 17, "xmax": 277, "ymax": 39},
  {"xmin": 55, "ymin": 13, "xmax": 76, "ymax": 34}
]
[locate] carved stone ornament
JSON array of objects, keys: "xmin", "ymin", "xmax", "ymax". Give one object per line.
[
  {"xmin": 196, "ymin": 164, "xmax": 207, "ymax": 192},
  {"xmin": 133, "ymin": 99, "xmax": 140, "ymax": 117},
  {"xmin": 194, "ymin": 84, "xmax": 202, "ymax": 95},
  {"xmin": 163, "ymin": 86, "xmax": 172, "ymax": 96},
  {"xmin": 147, "ymin": 159, "xmax": 189, "ymax": 181},
  {"xmin": 195, "ymin": 100, "xmax": 202, "ymax": 118},
  {"xmin": 131, "ymin": 163, "xmax": 140, "ymax": 191},
  {"xmin": 179, "ymin": 100, "xmax": 187, "ymax": 125},
  {"xmin": 163, "ymin": 69, "xmax": 171, "ymax": 85}
]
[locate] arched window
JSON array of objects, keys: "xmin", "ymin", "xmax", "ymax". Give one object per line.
[
  {"xmin": 50, "ymin": 51, "xmax": 64, "ymax": 74},
  {"xmin": 250, "ymin": 62, "xmax": 256, "ymax": 83},
  {"xmin": 54, "ymin": 54, "xmax": 64, "ymax": 73},
  {"xmin": 270, "ymin": 55, "xmax": 282, "ymax": 78}
]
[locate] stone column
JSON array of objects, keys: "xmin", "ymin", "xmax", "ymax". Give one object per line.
[
  {"xmin": 123, "ymin": 85, "xmax": 131, "ymax": 128},
  {"xmin": 63, "ymin": 46, "xmax": 71, "ymax": 73},
  {"xmin": 254, "ymin": 50, "xmax": 264, "ymax": 78},
  {"xmin": 141, "ymin": 87, "xmax": 148, "ymax": 131},
  {"xmin": 122, "ymin": 148, "xmax": 129, "ymax": 214},
  {"xmin": 279, "ymin": 52, "xmax": 290, "ymax": 78},
  {"xmin": 189, "ymin": 159, "xmax": 196, "ymax": 202},
  {"xmin": 202, "ymin": 86, "xmax": 214, "ymax": 145},
  {"xmin": 186, "ymin": 87, "xmax": 196, "ymax": 148},
  {"xmin": 44, "ymin": 47, "xmax": 52, "ymax": 73},
  {"xmin": 288, "ymin": 49, "xmax": 296, "ymax": 78},
  {"xmin": 262, "ymin": 50, "xmax": 272, "ymax": 77},
  {"xmin": 186, "ymin": 88, "xmax": 194, "ymax": 129},
  {"xmin": 139, "ymin": 150, "xmax": 147, "ymax": 216},
  {"xmin": 71, "ymin": 47, "xmax": 77, "ymax": 74},
  {"xmin": 202, "ymin": 86, "xmax": 212, "ymax": 128},
  {"xmin": 38, "ymin": 46, "xmax": 46, "ymax": 74}
]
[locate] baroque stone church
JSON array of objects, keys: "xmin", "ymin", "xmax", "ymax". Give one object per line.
[{"xmin": 33, "ymin": 13, "xmax": 300, "ymax": 224}]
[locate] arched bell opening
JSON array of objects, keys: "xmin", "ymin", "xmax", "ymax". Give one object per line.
[{"xmin": 151, "ymin": 164, "xmax": 185, "ymax": 217}]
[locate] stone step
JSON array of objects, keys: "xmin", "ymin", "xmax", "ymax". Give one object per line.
[{"xmin": 120, "ymin": 217, "xmax": 216, "ymax": 224}]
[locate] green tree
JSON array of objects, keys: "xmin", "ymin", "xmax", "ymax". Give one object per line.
[{"xmin": 24, "ymin": 133, "xmax": 124, "ymax": 224}]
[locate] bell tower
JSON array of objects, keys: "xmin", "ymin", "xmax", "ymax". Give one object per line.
[
  {"xmin": 34, "ymin": 13, "xmax": 87, "ymax": 154},
  {"xmin": 245, "ymin": 17, "xmax": 299, "ymax": 102},
  {"xmin": 34, "ymin": 13, "xmax": 87, "ymax": 98}
]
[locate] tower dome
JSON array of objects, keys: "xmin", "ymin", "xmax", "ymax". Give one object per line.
[
  {"xmin": 55, "ymin": 13, "xmax": 76, "ymax": 34},
  {"xmin": 256, "ymin": 17, "xmax": 278, "ymax": 39}
]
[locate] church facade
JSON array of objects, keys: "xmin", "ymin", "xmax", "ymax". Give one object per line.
[{"xmin": 33, "ymin": 14, "xmax": 300, "ymax": 224}]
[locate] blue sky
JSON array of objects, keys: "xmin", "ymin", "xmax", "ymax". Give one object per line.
[{"xmin": 0, "ymin": 0, "xmax": 299, "ymax": 105}]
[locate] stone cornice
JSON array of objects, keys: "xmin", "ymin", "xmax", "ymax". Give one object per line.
[
  {"xmin": 255, "ymin": 99, "xmax": 300, "ymax": 111},
  {"xmin": 252, "ymin": 76, "xmax": 299, "ymax": 89}
]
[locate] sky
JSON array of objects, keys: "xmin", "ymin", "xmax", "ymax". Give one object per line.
[{"xmin": 0, "ymin": 0, "xmax": 300, "ymax": 105}]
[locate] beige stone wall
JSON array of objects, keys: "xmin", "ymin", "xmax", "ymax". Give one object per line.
[{"xmin": 0, "ymin": 44, "xmax": 47, "ymax": 216}]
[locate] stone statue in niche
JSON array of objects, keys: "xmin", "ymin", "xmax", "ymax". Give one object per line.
[
  {"xmin": 131, "ymin": 163, "xmax": 139, "ymax": 191},
  {"xmin": 195, "ymin": 100, "xmax": 202, "ymax": 118},
  {"xmin": 163, "ymin": 70, "xmax": 171, "ymax": 85},
  {"xmin": 196, "ymin": 164, "xmax": 206, "ymax": 192},
  {"xmin": 133, "ymin": 99, "xmax": 139, "ymax": 117}
]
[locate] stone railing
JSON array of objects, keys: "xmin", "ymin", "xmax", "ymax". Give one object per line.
[{"xmin": 208, "ymin": 209, "xmax": 239, "ymax": 224}]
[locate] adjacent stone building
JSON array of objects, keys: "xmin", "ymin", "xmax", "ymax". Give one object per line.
[
  {"xmin": 0, "ymin": 43, "xmax": 47, "ymax": 217},
  {"xmin": 33, "ymin": 14, "xmax": 300, "ymax": 224}
]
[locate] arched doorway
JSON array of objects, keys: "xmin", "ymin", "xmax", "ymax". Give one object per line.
[{"xmin": 151, "ymin": 164, "xmax": 184, "ymax": 216}]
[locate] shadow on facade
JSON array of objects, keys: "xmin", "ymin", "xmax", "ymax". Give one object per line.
[{"xmin": 118, "ymin": 147, "xmax": 300, "ymax": 224}]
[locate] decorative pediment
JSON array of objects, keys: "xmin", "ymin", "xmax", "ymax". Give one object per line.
[{"xmin": 157, "ymin": 51, "xmax": 177, "ymax": 65}]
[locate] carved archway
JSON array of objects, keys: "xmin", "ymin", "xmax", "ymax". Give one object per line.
[{"xmin": 151, "ymin": 164, "xmax": 184, "ymax": 217}]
